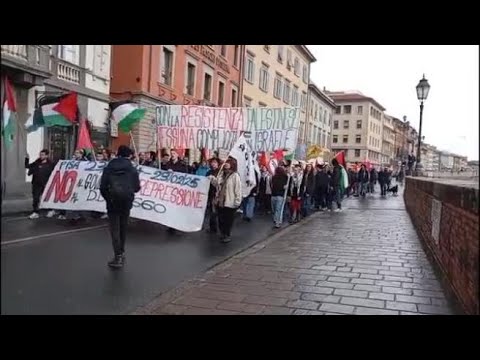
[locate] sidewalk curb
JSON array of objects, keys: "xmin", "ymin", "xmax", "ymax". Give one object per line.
[{"xmin": 130, "ymin": 212, "xmax": 322, "ymax": 315}]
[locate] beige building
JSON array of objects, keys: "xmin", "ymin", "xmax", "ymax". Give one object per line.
[
  {"xmin": 382, "ymin": 114, "xmax": 396, "ymax": 166},
  {"xmin": 326, "ymin": 91, "xmax": 386, "ymax": 165},
  {"xmin": 306, "ymin": 83, "xmax": 336, "ymax": 150},
  {"xmin": 242, "ymin": 45, "xmax": 316, "ymax": 146}
]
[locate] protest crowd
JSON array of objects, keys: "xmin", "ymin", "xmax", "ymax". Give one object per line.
[{"xmin": 25, "ymin": 144, "xmax": 403, "ymax": 268}]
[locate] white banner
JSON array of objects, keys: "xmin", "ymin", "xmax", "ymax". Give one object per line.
[
  {"xmin": 156, "ymin": 105, "xmax": 300, "ymax": 152},
  {"xmin": 39, "ymin": 160, "xmax": 210, "ymax": 232},
  {"xmin": 229, "ymin": 135, "xmax": 258, "ymax": 197}
]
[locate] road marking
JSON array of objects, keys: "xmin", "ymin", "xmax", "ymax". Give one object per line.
[{"xmin": 1, "ymin": 224, "xmax": 107, "ymax": 246}]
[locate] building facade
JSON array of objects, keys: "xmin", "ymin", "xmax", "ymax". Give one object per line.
[
  {"xmin": 306, "ymin": 83, "xmax": 335, "ymax": 150},
  {"xmin": 382, "ymin": 114, "xmax": 396, "ymax": 166},
  {"xmin": 392, "ymin": 115, "xmax": 410, "ymax": 164},
  {"xmin": 110, "ymin": 45, "xmax": 244, "ymax": 160},
  {"xmin": 420, "ymin": 143, "xmax": 440, "ymax": 171},
  {"xmin": 242, "ymin": 45, "xmax": 316, "ymax": 146},
  {"xmin": 327, "ymin": 91, "xmax": 386, "ymax": 165},
  {"xmin": 1, "ymin": 45, "xmax": 111, "ymax": 201}
]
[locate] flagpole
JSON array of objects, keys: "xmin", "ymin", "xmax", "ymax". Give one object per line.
[
  {"xmin": 129, "ymin": 132, "xmax": 138, "ymax": 158},
  {"xmin": 279, "ymin": 174, "xmax": 291, "ymax": 223}
]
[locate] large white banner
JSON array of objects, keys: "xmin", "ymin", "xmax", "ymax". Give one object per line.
[
  {"xmin": 39, "ymin": 160, "xmax": 210, "ymax": 232},
  {"xmin": 156, "ymin": 105, "xmax": 300, "ymax": 152},
  {"xmin": 229, "ymin": 135, "xmax": 258, "ymax": 197}
]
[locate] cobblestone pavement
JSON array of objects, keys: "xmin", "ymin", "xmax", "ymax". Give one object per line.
[{"xmin": 137, "ymin": 188, "xmax": 456, "ymax": 315}]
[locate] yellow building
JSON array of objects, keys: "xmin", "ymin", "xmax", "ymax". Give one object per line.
[{"xmin": 242, "ymin": 45, "xmax": 316, "ymax": 146}]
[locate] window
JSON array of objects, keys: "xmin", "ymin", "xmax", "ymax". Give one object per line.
[
  {"xmin": 357, "ymin": 120, "xmax": 362, "ymax": 129},
  {"xmin": 300, "ymin": 91, "xmax": 307, "ymax": 112},
  {"xmin": 220, "ymin": 45, "xmax": 227, "ymax": 57},
  {"xmin": 245, "ymin": 55, "xmax": 255, "ymax": 83},
  {"xmin": 283, "ymin": 80, "xmax": 291, "ymax": 104},
  {"xmin": 355, "ymin": 149, "xmax": 361, "ymax": 157},
  {"xmin": 333, "ymin": 135, "xmax": 338, "ymax": 143},
  {"xmin": 203, "ymin": 72, "xmax": 212, "ymax": 101},
  {"xmin": 259, "ymin": 65, "xmax": 269, "ymax": 92},
  {"xmin": 277, "ymin": 45, "xmax": 284, "ymax": 63},
  {"xmin": 274, "ymin": 75, "xmax": 283, "ymax": 99},
  {"xmin": 243, "ymin": 96, "xmax": 252, "ymax": 107},
  {"xmin": 356, "ymin": 135, "xmax": 361, "ymax": 143},
  {"xmin": 324, "ymin": 110, "xmax": 327, "ymax": 124},
  {"xmin": 58, "ymin": 45, "xmax": 79, "ymax": 64},
  {"xmin": 344, "ymin": 105, "xmax": 352, "ymax": 114},
  {"xmin": 292, "ymin": 85, "xmax": 299, "ymax": 107},
  {"xmin": 234, "ymin": 45, "xmax": 239, "ymax": 67},
  {"xmin": 333, "ymin": 120, "xmax": 339, "ymax": 129},
  {"xmin": 264, "ymin": 45, "xmax": 271, "ymax": 53},
  {"xmin": 335, "ymin": 106, "xmax": 341, "ymax": 114},
  {"xmin": 357, "ymin": 106, "xmax": 363, "ymax": 115},
  {"xmin": 302, "ymin": 65, "xmax": 308, "ymax": 83},
  {"xmin": 186, "ymin": 62, "xmax": 196, "ymax": 96},
  {"xmin": 218, "ymin": 81, "xmax": 225, "ymax": 106},
  {"xmin": 160, "ymin": 46, "xmax": 174, "ymax": 86},
  {"xmin": 294, "ymin": 58, "xmax": 300, "ymax": 76},
  {"xmin": 343, "ymin": 135, "xmax": 348, "ymax": 143},
  {"xmin": 259, "ymin": 102, "xmax": 267, "ymax": 107},
  {"xmin": 287, "ymin": 49, "xmax": 292, "ymax": 69},
  {"xmin": 344, "ymin": 120, "xmax": 349, "ymax": 129},
  {"xmin": 329, "ymin": 114, "xmax": 332, "ymax": 126},
  {"xmin": 231, "ymin": 88, "xmax": 237, "ymax": 107}
]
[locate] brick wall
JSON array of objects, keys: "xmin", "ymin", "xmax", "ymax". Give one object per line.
[{"xmin": 404, "ymin": 178, "xmax": 479, "ymax": 315}]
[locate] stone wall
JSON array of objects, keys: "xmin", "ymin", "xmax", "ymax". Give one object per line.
[{"xmin": 404, "ymin": 177, "xmax": 479, "ymax": 315}]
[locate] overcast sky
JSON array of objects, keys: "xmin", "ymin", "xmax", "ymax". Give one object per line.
[{"xmin": 307, "ymin": 45, "xmax": 479, "ymax": 160}]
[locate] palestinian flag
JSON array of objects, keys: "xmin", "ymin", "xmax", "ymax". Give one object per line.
[
  {"xmin": 2, "ymin": 76, "xmax": 17, "ymax": 148},
  {"xmin": 39, "ymin": 93, "xmax": 79, "ymax": 128},
  {"xmin": 110, "ymin": 100, "xmax": 146, "ymax": 133},
  {"xmin": 333, "ymin": 150, "xmax": 346, "ymax": 168},
  {"xmin": 76, "ymin": 118, "xmax": 94, "ymax": 155},
  {"xmin": 25, "ymin": 108, "xmax": 44, "ymax": 133}
]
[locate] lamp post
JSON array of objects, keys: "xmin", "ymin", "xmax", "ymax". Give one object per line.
[{"xmin": 415, "ymin": 74, "xmax": 431, "ymax": 172}]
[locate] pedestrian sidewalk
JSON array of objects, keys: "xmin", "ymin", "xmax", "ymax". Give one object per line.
[{"xmin": 135, "ymin": 189, "xmax": 457, "ymax": 315}]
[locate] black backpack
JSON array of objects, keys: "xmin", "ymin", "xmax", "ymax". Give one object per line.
[{"xmin": 108, "ymin": 170, "xmax": 133, "ymax": 203}]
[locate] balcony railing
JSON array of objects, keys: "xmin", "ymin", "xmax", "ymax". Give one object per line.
[
  {"xmin": 56, "ymin": 60, "xmax": 81, "ymax": 84},
  {"xmin": 1, "ymin": 45, "xmax": 27, "ymax": 60}
]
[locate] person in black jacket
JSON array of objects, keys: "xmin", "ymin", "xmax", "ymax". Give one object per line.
[
  {"xmin": 315, "ymin": 164, "xmax": 330, "ymax": 211},
  {"xmin": 330, "ymin": 159, "xmax": 343, "ymax": 212},
  {"xmin": 242, "ymin": 170, "xmax": 259, "ymax": 222},
  {"xmin": 369, "ymin": 167, "xmax": 378, "ymax": 194},
  {"xmin": 100, "ymin": 145, "xmax": 141, "ymax": 269},
  {"xmin": 270, "ymin": 166, "xmax": 289, "ymax": 228},
  {"xmin": 205, "ymin": 158, "xmax": 221, "ymax": 233},
  {"xmin": 25, "ymin": 149, "xmax": 55, "ymax": 219},
  {"xmin": 166, "ymin": 150, "xmax": 189, "ymax": 173},
  {"xmin": 378, "ymin": 167, "xmax": 389, "ymax": 196},
  {"xmin": 357, "ymin": 164, "xmax": 369, "ymax": 197},
  {"xmin": 302, "ymin": 163, "xmax": 315, "ymax": 217}
]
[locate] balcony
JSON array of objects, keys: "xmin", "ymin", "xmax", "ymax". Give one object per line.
[
  {"xmin": 56, "ymin": 60, "xmax": 81, "ymax": 84},
  {"xmin": 1, "ymin": 45, "xmax": 52, "ymax": 87}
]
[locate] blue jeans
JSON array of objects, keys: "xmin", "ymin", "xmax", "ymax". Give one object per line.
[
  {"xmin": 302, "ymin": 195, "xmax": 314, "ymax": 217},
  {"xmin": 242, "ymin": 196, "xmax": 255, "ymax": 219},
  {"xmin": 271, "ymin": 196, "xmax": 284, "ymax": 225}
]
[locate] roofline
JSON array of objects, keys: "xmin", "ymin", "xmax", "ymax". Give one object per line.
[
  {"xmin": 308, "ymin": 83, "xmax": 336, "ymax": 108},
  {"xmin": 295, "ymin": 45, "xmax": 316, "ymax": 63},
  {"xmin": 328, "ymin": 95, "xmax": 386, "ymax": 111}
]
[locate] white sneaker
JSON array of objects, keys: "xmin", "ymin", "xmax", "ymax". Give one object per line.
[
  {"xmin": 237, "ymin": 209, "xmax": 243, "ymax": 214},
  {"xmin": 29, "ymin": 212, "xmax": 40, "ymax": 219},
  {"xmin": 58, "ymin": 215, "xmax": 67, "ymax": 220},
  {"xmin": 46, "ymin": 210, "xmax": 57, "ymax": 218},
  {"xmin": 333, "ymin": 208, "xmax": 341, "ymax": 213},
  {"xmin": 101, "ymin": 214, "xmax": 108, "ymax": 219}
]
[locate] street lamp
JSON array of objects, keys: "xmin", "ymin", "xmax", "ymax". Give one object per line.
[{"xmin": 415, "ymin": 74, "xmax": 431, "ymax": 172}]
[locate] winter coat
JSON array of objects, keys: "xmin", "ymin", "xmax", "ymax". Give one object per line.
[
  {"xmin": 357, "ymin": 169, "xmax": 369, "ymax": 184},
  {"xmin": 212, "ymin": 171, "xmax": 242, "ymax": 209},
  {"xmin": 303, "ymin": 172, "xmax": 316, "ymax": 195},
  {"xmin": 195, "ymin": 165, "xmax": 210, "ymax": 176},
  {"xmin": 271, "ymin": 173, "xmax": 288, "ymax": 197},
  {"xmin": 369, "ymin": 169, "xmax": 378, "ymax": 183},
  {"xmin": 166, "ymin": 159, "xmax": 189, "ymax": 173},
  {"xmin": 315, "ymin": 172, "xmax": 330, "ymax": 189},
  {"xmin": 25, "ymin": 158, "xmax": 55, "ymax": 187},
  {"xmin": 259, "ymin": 172, "xmax": 272, "ymax": 196}
]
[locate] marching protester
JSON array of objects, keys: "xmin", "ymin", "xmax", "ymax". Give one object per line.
[
  {"xmin": 315, "ymin": 164, "xmax": 330, "ymax": 211},
  {"xmin": 330, "ymin": 158, "xmax": 344, "ymax": 212},
  {"xmin": 257, "ymin": 165, "xmax": 272, "ymax": 215},
  {"xmin": 206, "ymin": 158, "xmax": 221, "ymax": 233},
  {"xmin": 165, "ymin": 149, "xmax": 189, "ymax": 234},
  {"xmin": 357, "ymin": 164, "xmax": 369, "ymax": 197},
  {"xmin": 25, "ymin": 149, "xmax": 55, "ymax": 219},
  {"xmin": 287, "ymin": 164, "xmax": 304, "ymax": 223},
  {"xmin": 195, "ymin": 160, "xmax": 210, "ymax": 176},
  {"xmin": 211, "ymin": 158, "xmax": 242, "ymax": 243},
  {"xmin": 302, "ymin": 163, "xmax": 316, "ymax": 217},
  {"xmin": 347, "ymin": 167, "xmax": 356, "ymax": 197},
  {"xmin": 270, "ymin": 166, "xmax": 289, "ymax": 228},
  {"xmin": 242, "ymin": 169, "xmax": 259, "ymax": 222},
  {"xmin": 369, "ymin": 166, "xmax": 378, "ymax": 194},
  {"xmin": 378, "ymin": 167, "xmax": 389, "ymax": 197},
  {"xmin": 160, "ymin": 153, "xmax": 170, "ymax": 170},
  {"xmin": 100, "ymin": 145, "xmax": 141, "ymax": 269}
]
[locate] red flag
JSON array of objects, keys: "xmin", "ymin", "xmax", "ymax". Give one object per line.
[
  {"xmin": 259, "ymin": 151, "xmax": 269, "ymax": 167},
  {"xmin": 53, "ymin": 92, "xmax": 78, "ymax": 122},
  {"xmin": 4, "ymin": 76, "xmax": 17, "ymax": 111},
  {"xmin": 174, "ymin": 148, "xmax": 185, "ymax": 158},
  {"xmin": 334, "ymin": 151, "xmax": 346, "ymax": 168},
  {"xmin": 76, "ymin": 118, "xmax": 94, "ymax": 152},
  {"xmin": 273, "ymin": 149, "xmax": 284, "ymax": 161}
]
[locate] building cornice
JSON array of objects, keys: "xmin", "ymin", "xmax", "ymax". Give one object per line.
[{"xmin": 294, "ymin": 45, "xmax": 316, "ymax": 63}]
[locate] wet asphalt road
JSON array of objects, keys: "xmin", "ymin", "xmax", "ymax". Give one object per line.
[{"xmin": 1, "ymin": 212, "xmax": 280, "ymax": 315}]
